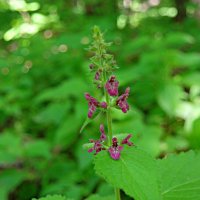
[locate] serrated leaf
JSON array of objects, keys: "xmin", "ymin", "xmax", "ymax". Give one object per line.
[
  {"xmin": 157, "ymin": 151, "xmax": 200, "ymax": 200},
  {"xmin": 94, "ymin": 147, "xmax": 161, "ymax": 200},
  {"xmin": 32, "ymin": 194, "xmax": 70, "ymax": 200}
]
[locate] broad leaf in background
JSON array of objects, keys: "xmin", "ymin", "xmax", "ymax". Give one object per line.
[
  {"xmin": 86, "ymin": 194, "xmax": 114, "ymax": 200},
  {"xmin": 157, "ymin": 83, "xmax": 185, "ymax": 117},
  {"xmin": 94, "ymin": 147, "xmax": 161, "ymax": 200},
  {"xmin": 0, "ymin": 169, "xmax": 28, "ymax": 200},
  {"xmin": 32, "ymin": 194, "xmax": 70, "ymax": 200},
  {"xmin": 157, "ymin": 151, "xmax": 200, "ymax": 200}
]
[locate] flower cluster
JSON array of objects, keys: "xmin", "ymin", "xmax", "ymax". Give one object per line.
[
  {"xmin": 85, "ymin": 93, "xmax": 107, "ymax": 118},
  {"xmin": 85, "ymin": 75, "xmax": 130, "ymax": 117},
  {"xmin": 88, "ymin": 125, "xmax": 134, "ymax": 160},
  {"xmin": 83, "ymin": 26, "xmax": 134, "ymax": 160}
]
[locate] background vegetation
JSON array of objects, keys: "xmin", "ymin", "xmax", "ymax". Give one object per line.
[{"xmin": 0, "ymin": 0, "xmax": 200, "ymax": 199}]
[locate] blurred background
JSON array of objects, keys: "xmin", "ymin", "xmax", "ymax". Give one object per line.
[{"xmin": 0, "ymin": 0, "xmax": 200, "ymax": 199}]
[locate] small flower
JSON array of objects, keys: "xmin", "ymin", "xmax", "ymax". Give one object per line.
[
  {"xmin": 95, "ymin": 71, "xmax": 101, "ymax": 80},
  {"xmin": 89, "ymin": 63, "xmax": 94, "ymax": 69},
  {"xmin": 116, "ymin": 87, "xmax": 130, "ymax": 113},
  {"xmin": 121, "ymin": 134, "xmax": 134, "ymax": 146},
  {"xmin": 100, "ymin": 102, "xmax": 107, "ymax": 109},
  {"xmin": 88, "ymin": 140, "xmax": 104, "ymax": 155},
  {"xmin": 85, "ymin": 93, "xmax": 99, "ymax": 118},
  {"xmin": 100, "ymin": 124, "xmax": 106, "ymax": 141},
  {"xmin": 105, "ymin": 75, "xmax": 119, "ymax": 96},
  {"xmin": 108, "ymin": 137, "xmax": 123, "ymax": 160},
  {"xmin": 88, "ymin": 124, "xmax": 107, "ymax": 155}
]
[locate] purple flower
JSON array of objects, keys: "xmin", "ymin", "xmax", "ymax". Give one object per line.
[
  {"xmin": 100, "ymin": 102, "xmax": 107, "ymax": 109},
  {"xmin": 88, "ymin": 124, "xmax": 107, "ymax": 155},
  {"xmin": 85, "ymin": 93, "xmax": 99, "ymax": 118},
  {"xmin": 116, "ymin": 87, "xmax": 130, "ymax": 113},
  {"xmin": 95, "ymin": 71, "xmax": 101, "ymax": 80},
  {"xmin": 100, "ymin": 124, "xmax": 106, "ymax": 141},
  {"xmin": 88, "ymin": 139, "xmax": 105, "ymax": 155},
  {"xmin": 121, "ymin": 134, "xmax": 134, "ymax": 146},
  {"xmin": 85, "ymin": 93, "xmax": 108, "ymax": 118},
  {"xmin": 105, "ymin": 75, "xmax": 119, "ymax": 96},
  {"xmin": 108, "ymin": 137, "xmax": 123, "ymax": 160}
]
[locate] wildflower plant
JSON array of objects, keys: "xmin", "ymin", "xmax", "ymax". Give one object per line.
[
  {"xmin": 81, "ymin": 26, "xmax": 136, "ymax": 199},
  {"xmin": 81, "ymin": 27, "xmax": 200, "ymax": 200}
]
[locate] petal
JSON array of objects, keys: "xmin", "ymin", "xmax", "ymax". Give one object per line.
[
  {"xmin": 88, "ymin": 148, "xmax": 94, "ymax": 153},
  {"xmin": 100, "ymin": 102, "xmax": 107, "ymax": 109},
  {"xmin": 100, "ymin": 124, "xmax": 107, "ymax": 141},
  {"xmin": 108, "ymin": 147, "xmax": 121, "ymax": 160}
]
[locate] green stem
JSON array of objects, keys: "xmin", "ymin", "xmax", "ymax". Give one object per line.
[
  {"xmin": 99, "ymin": 39, "xmax": 121, "ymax": 200},
  {"xmin": 103, "ymin": 71, "xmax": 121, "ymax": 200},
  {"xmin": 103, "ymin": 71, "xmax": 112, "ymax": 146},
  {"xmin": 115, "ymin": 188, "xmax": 121, "ymax": 200}
]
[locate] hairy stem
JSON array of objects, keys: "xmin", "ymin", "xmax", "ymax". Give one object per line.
[
  {"xmin": 115, "ymin": 188, "xmax": 121, "ymax": 200},
  {"xmin": 103, "ymin": 71, "xmax": 112, "ymax": 146},
  {"xmin": 103, "ymin": 71, "xmax": 121, "ymax": 200},
  {"xmin": 98, "ymin": 35, "xmax": 121, "ymax": 200}
]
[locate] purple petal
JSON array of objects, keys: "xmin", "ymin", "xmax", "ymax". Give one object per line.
[
  {"xmin": 105, "ymin": 76, "xmax": 119, "ymax": 96},
  {"xmin": 85, "ymin": 93, "xmax": 99, "ymax": 118},
  {"xmin": 95, "ymin": 71, "xmax": 101, "ymax": 80},
  {"xmin": 100, "ymin": 124, "xmax": 106, "ymax": 141},
  {"xmin": 108, "ymin": 146, "xmax": 122, "ymax": 160},
  {"xmin": 88, "ymin": 148, "xmax": 94, "ymax": 153},
  {"xmin": 100, "ymin": 102, "xmax": 107, "ymax": 109},
  {"xmin": 116, "ymin": 87, "xmax": 130, "ymax": 113},
  {"xmin": 121, "ymin": 134, "xmax": 133, "ymax": 146}
]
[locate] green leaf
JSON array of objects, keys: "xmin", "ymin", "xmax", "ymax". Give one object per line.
[
  {"xmin": 24, "ymin": 140, "xmax": 51, "ymax": 159},
  {"xmin": 157, "ymin": 151, "xmax": 200, "ymax": 200},
  {"xmin": 0, "ymin": 169, "xmax": 28, "ymax": 200},
  {"xmin": 32, "ymin": 195, "xmax": 70, "ymax": 200},
  {"xmin": 80, "ymin": 110, "xmax": 101, "ymax": 133},
  {"xmin": 157, "ymin": 83, "xmax": 185, "ymax": 116},
  {"xmin": 86, "ymin": 194, "xmax": 114, "ymax": 200},
  {"xmin": 94, "ymin": 147, "xmax": 161, "ymax": 200}
]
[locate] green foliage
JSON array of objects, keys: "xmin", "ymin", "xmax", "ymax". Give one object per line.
[
  {"xmin": 86, "ymin": 194, "xmax": 114, "ymax": 200},
  {"xmin": 0, "ymin": 0, "xmax": 200, "ymax": 199},
  {"xmin": 157, "ymin": 151, "xmax": 200, "ymax": 200},
  {"xmin": 94, "ymin": 147, "xmax": 161, "ymax": 200},
  {"xmin": 32, "ymin": 195, "xmax": 69, "ymax": 200},
  {"xmin": 95, "ymin": 149, "xmax": 200, "ymax": 200}
]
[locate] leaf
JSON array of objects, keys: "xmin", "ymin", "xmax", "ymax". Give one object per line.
[
  {"xmin": 94, "ymin": 147, "xmax": 161, "ymax": 200},
  {"xmin": 23, "ymin": 140, "xmax": 51, "ymax": 159},
  {"xmin": 80, "ymin": 110, "xmax": 101, "ymax": 133},
  {"xmin": 54, "ymin": 115, "xmax": 81, "ymax": 148},
  {"xmin": 86, "ymin": 194, "xmax": 114, "ymax": 200},
  {"xmin": 157, "ymin": 151, "xmax": 200, "ymax": 200},
  {"xmin": 35, "ymin": 103, "xmax": 70, "ymax": 125},
  {"xmin": 35, "ymin": 78, "xmax": 88, "ymax": 103},
  {"xmin": 32, "ymin": 195, "xmax": 70, "ymax": 200},
  {"xmin": 0, "ymin": 169, "xmax": 28, "ymax": 200},
  {"xmin": 188, "ymin": 118, "xmax": 200, "ymax": 148},
  {"xmin": 157, "ymin": 83, "xmax": 185, "ymax": 117}
]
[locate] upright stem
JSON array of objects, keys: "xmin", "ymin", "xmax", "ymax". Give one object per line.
[
  {"xmin": 103, "ymin": 71, "xmax": 112, "ymax": 146},
  {"xmin": 98, "ymin": 38, "xmax": 121, "ymax": 200},
  {"xmin": 115, "ymin": 188, "xmax": 121, "ymax": 200},
  {"xmin": 103, "ymin": 71, "xmax": 121, "ymax": 200}
]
